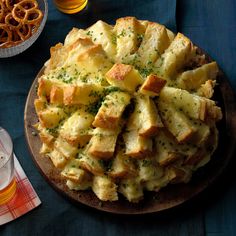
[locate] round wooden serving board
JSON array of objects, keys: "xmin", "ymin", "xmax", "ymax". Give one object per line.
[{"xmin": 24, "ymin": 56, "xmax": 236, "ymax": 214}]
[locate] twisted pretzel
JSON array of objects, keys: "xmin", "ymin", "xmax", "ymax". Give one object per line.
[
  {"xmin": 0, "ymin": 23, "xmax": 12, "ymax": 47},
  {"xmin": 4, "ymin": 0, "xmax": 23, "ymax": 11},
  {"xmin": 16, "ymin": 23, "xmax": 31, "ymax": 40},
  {"xmin": 5, "ymin": 12, "xmax": 21, "ymax": 29},
  {"xmin": 12, "ymin": 1, "xmax": 42, "ymax": 25},
  {"xmin": 17, "ymin": 0, "xmax": 38, "ymax": 10}
]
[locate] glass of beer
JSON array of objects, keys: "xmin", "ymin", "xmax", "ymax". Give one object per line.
[
  {"xmin": 0, "ymin": 127, "xmax": 16, "ymax": 205},
  {"xmin": 53, "ymin": 0, "xmax": 88, "ymax": 14}
]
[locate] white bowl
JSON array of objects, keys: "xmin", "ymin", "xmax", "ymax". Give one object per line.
[{"xmin": 0, "ymin": 0, "xmax": 48, "ymax": 58}]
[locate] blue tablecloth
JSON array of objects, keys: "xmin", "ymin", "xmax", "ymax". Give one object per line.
[{"xmin": 1, "ymin": 0, "xmax": 236, "ymax": 235}]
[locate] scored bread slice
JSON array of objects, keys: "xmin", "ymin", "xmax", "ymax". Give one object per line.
[{"xmin": 92, "ymin": 91, "xmax": 131, "ymax": 129}]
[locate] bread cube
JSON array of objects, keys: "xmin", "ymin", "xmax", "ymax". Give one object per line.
[
  {"xmin": 160, "ymin": 86, "xmax": 222, "ymax": 122},
  {"xmin": 39, "ymin": 143, "xmax": 52, "ymax": 154},
  {"xmin": 48, "ymin": 149, "xmax": 67, "ymax": 168},
  {"xmin": 138, "ymin": 158, "xmax": 164, "ymax": 182},
  {"xmin": 39, "ymin": 130, "xmax": 55, "ymax": 147},
  {"xmin": 114, "ymin": 17, "xmax": 146, "ymax": 63},
  {"xmin": 177, "ymin": 62, "xmax": 218, "ymax": 90},
  {"xmin": 34, "ymin": 123, "xmax": 55, "ymax": 146},
  {"xmin": 155, "ymin": 134, "xmax": 183, "ymax": 167},
  {"xmin": 92, "ymin": 175, "xmax": 118, "ymax": 201},
  {"xmin": 155, "ymin": 130, "xmax": 198, "ymax": 166},
  {"xmin": 105, "ymin": 63, "xmax": 143, "ymax": 92},
  {"xmin": 86, "ymin": 20, "xmax": 116, "ymax": 59},
  {"xmin": 188, "ymin": 120, "xmax": 210, "ymax": 145},
  {"xmin": 87, "ymin": 128, "xmax": 119, "ymax": 159},
  {"xmin": 64, "ymin": 28, "xmax": 87, "ymax": 46},
  {"xmin": 160, "ymin": 86, "xmax": 207, "ymax": 121},
  {"xmin": 50, "ymin": 85, "xmax": 64, "ymax": 105},
  {"xmin": 197, "ymin": 80, "xmax": 216, "ymax": 98},
  {"xmin": 38, "ymin": 106, "xmax": 65, "ymax": 128},
  {"xmin": 61, "ymin": 160, "xmax": 92, "ymax": 183},
  {"xmin": 63, "ymin": 83, "xmax": 103, "ymax": 105},
  {"xmin": 109, "ymin": 150, "xmax": 137, "ymax": 179},
  {"xmin": 192, "ymin": 126, "xmax": 218, "ymax": 170},
  {"xmin": 137, "ymin": 22, "xmax": 170, "ymax": 67},
  {"xmin": 119, "ymin": 178, "xmax": 143, "ymax": 203},
  {"xmin": 123, "ymin": 130, "xmax": 152, "ymax": 157},
  {"xmin": 60, "ymin": 109, "xmax": 94, "ymax": 146},
  {"xmin": 66, "ymin": 179, "xmax": 92, "ymax": 191},
  {"xmin": 54, "ymin": 136, "xmax": 78, "ymax": 159},
  {"xmin": 93, "ymin": 91, "xmax": 131, "ymax": 129},
  {"xmin": 65, "ymin": 37, "xmax": 95, "ymax": 65},
  {"xmin": 183, "ymin": 148, "xmax": 206, "ymax": 166},
  {"xmin": 34, "ymin": 99, "xmax": 45, "ymax": 114},
  {"xmin": 145, "ymin": 174, "xmax": 169, "ymax": 192},
  {"xmin": 205, "ymin": 99, "xmax": 222, "ymax": 121},
  {"xmin": 77, "ymin": 152, "xmax": 104, "ymax": 176},
  {"xmin": 76, "ymin": 44, "xmax": 113, "ymax": 74},
  {"xmin": 37, "ymin": 77, "xmax": 54, "ymax": 99},
  {"xmin": 167, "ymin": 166, "xmax": 192, "ymax": 184},
  {"xmin": 139, "ymin": 74, "xmax": 166, "ymax": 96},
  {"xmin": 44, "ymin": 43, "xmax": 68, "ymax": 74},
  {"xmin": 154, "ymin": 33, "xmax": 195, "ymax": 78},
  {"xmin": 158, "ymin": 101, "xmax": 195, "ymax": 142},
  {"xmin": 127, "ymin": 94, "xmax": 163, "ymax": 137}
]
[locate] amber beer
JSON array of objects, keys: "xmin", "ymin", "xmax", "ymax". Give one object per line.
[
  {"xmin": 0, "ymin": 128, "xmax": 16, "ymax": 205},
  {"xmin": 53, "ymin": 0, "xmax": 88, "ymax": 14}
]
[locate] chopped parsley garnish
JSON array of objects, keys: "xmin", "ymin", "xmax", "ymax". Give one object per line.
[
  {"xmin": 104, "ymin": 86, "xmax": 121, "ymax": 94},
  {"xmin": 86, "ymin": 30, "xmax": 93, "ymax": 37},
  {"xmin": 46, "ymin": 127, "xmax": 58, "ymax": 136},
  {"xmin": 138, "ymin": 67, "xmax": 153, "ymax": 77},
  {"xmin": 142, "ymin": 159, "xmax": 152, "ymax": 167},
  {"xmin": 111, "ymin": 34, "xmax": 117, "ymax": 45},
  {"xmin": 137, "ymin": 33, "xmax": 144, "ymax": 45},
  {"xmin": 85, "ymin": 99, "xmax": 103, "ymax": 115},
  {"xmin": 99, "ymin": 159, "xmax": 113, "ymax": 171},
  {"xmin": 57, "ymin": 67, "xmax": 76, "ymax": 84},
  {"xmin": 117, "ymin": 29, "xmax": 126, "ymax": 38}
]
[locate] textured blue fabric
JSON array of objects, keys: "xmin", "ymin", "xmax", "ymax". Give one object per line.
[
  {"xmin": 177, "ymin": 2, "xmax": 236, "ymax": 236},
  {"xmin": 0, "ymin": 0, "xmax": 236, "ymax": 235}
]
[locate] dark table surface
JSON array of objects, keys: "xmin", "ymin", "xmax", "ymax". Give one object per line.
[{"xmin": 1, "ymin": 0, "xmax": 236, "ymax": 235}]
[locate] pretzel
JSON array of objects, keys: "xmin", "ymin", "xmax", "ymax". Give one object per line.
[
  {"xmin": 12, "ymin": 2, "xmax": 42, "ymax": 25},
  {"xmin": 16, "ymin": 23, "xmax": 31, "ymax": 40},
  {"xmin": 0, "ymin": 0, "xmax": 43, "ymax": 49},
  {"xmin": 17, "ymin": 0, "xmax": 38, "ymax": 10},
  {"xmin": 0, "ymin": 23, "xmax": 12, "ymax": 47},
  {"xmin": 5, "ymin": 12, "xmax": 21, "ymax": 29},
  {"xmin": 4, "ymin": 0, "xmax": 23, "ymax": 11},
  {"xmin": 0, "ymin": 0, "xmax": 5, "ymax": 22}
]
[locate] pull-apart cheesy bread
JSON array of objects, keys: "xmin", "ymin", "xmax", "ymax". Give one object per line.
[{"xmin": 34, "ymin": 17, "xmax": 222, "ymax": 202}]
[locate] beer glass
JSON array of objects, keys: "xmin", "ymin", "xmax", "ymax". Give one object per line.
[
  {"xmin": 0, "ymin": 127, "xmax": 16, "ymax": 205},
  {"xmin": 53, "ymin": 0, "xmax": 88, "ymax": 14}
]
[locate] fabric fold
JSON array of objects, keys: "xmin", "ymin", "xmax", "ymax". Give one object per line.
[{"xmin": 0, "ymin": 155, "xmax": 41, "ymax": 226}]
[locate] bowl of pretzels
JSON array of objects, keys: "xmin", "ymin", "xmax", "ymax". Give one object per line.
[{"xmin": 0, "ymin": 0, "xmax": 48, "ymax": 58}]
